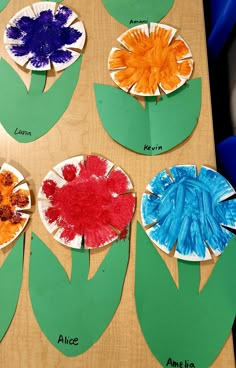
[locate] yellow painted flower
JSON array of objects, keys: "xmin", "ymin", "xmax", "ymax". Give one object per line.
[{"xmin": 108, "ymin": 23, "xmax": 194, "ymax": 96}]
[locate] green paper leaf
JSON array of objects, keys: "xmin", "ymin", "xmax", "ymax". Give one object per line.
[
  {"xmin": 29, "ymin": 230, "xmax": 130, "ymax": 356},
  {"xmin": 94, "ymin": 78, "xmax": 202, "ymax": 155},
  {"xmin": 0, "ymin": 57, "xmax": 83, "ymax": 143},
  {"xmin": 0, "ymin": 234, "xmax": 24, "ymax": 340},
  {"xmin": 0, "ymin": 0, "xmax": 9, "ymax": 11},
  {"xmin": 135, "ymin": 223, "xmax": 236, "ymax": 368},
  {"xmin": 101, "ymin": 0, "xmax": 174, "ymax": 28}
]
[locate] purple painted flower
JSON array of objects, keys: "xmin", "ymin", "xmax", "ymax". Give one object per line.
[{"xmin": 4, "ymin": 2, "xmax": 86, "ymax": 71}]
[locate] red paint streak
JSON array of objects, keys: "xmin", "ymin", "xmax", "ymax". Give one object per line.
[
  {"xmin": 79, "ymin": 155, "xmax": 109, "ymax": 179},
  {"xmin": 107, "ymin": 168, "xmax": 130, "ymax": 194},
  {"xmin": 42, "ymin": 179, "xmax": 57, "ymax": 198},
  {"xmin": 62, "ymin": 164, "xmax": 77, "ymax": 181},
  {"xmin": 118, "ymin": 226, "xmax": 129, "ymax": 241},
  {"xmin": 43, "ymin": 156, "xmax": 135, "ymax": 248}
]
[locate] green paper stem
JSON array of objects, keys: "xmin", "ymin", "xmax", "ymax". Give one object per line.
[
  {"xmin": 29, "ymin": 71, "xmax": 47, "ymax": 95},
  {"xmin": 178, "ymin": 259, "xmax": 200, "ymax": 295},
  {"xmin": 71, "ymin": 248, "xmax": 90, "ymax": 285}
]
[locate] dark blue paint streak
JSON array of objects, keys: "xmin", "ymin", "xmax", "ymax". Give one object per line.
[{"xmin": 7, "ymin": 7, "xmax": 82, "ymax": 68}]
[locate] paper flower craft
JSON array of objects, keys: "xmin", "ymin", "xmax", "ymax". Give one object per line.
[
  {"xmin": 0, "ymin": 163, "xmax": 30, "ymax": 248},
  {"xmin": 38, "ymin": 155, "xmax": 136, "ymax": 249},
  {"xmin": 4, "ymin": 2, "xmax": 86, "ymax": 71},
  {"xmin": 141, "ymin": 165, "xmax": 236, "ymax": 261},
  {"xmin": 108, "ymin": 23, "xmax": 193, "ymax": 96}
]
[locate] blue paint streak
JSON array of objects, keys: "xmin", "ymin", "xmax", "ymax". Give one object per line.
[
  {"xmin": 142, "ymin": 166, "xmax": 236, "ymax": 259},
  {"xmin": 7, "ymin": 7, "xmax": 82, "ymax": 68}
]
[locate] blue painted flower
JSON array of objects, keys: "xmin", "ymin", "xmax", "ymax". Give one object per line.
[
  {"xmin": 141, "ymin": 165, "xmax": 236, "ymax": 261},
  {"xmin": 4, "ymin": 2, "xmax": 86, "ymax": 71}
]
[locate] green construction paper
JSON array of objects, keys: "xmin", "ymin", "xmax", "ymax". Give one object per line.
[
  {"xmin": 135, "ymin": 222, "xmax": 236, "ymax": 368},
  {"xmin": 0, "ymin": 56, "xmax": 83, "ymax": 143},
  {"xmin": 0, "ymin": 234, "xmax": 24, "ymax": 340},
  {"xmin": 101, "ymin": 0, "xmax": 174, "ymax": 28},
  {"xmin": 29, "ymin": 229, "xmax": 130, "ymax": 357},
  {"xmin": 94, "ymin": 78, "xmax": 201, "ymax": 156},
  {"xmin": 0, "ymin": 0, "xmax": 9, "ymax": 12}
]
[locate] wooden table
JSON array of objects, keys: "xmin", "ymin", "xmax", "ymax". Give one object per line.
[{"xmin": 0, "ymin": 0, "xmax": 234, "ymax": 367}]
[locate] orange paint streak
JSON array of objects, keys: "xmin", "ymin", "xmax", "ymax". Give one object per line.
[
  {"xmin": 178, "ymin": 59, "xmax": 193, "ymax": 77},
  {"xmin": 170, "ymin": 39, "xmax": 190, "ymax": 60},
  {"xmin": 0, "ymin": 218, "xmax": 26, "ymax": 245},
  {"xmin": 0, "ymin": 171, "xmax": 29, "ymax": 245},
  {"xmin": 109, "ymin": 25, "xmax": 193, "ymax": 95}
]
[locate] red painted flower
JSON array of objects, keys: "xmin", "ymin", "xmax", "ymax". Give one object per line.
[{"xmin": 38, "ymin": 155, "xmax": 136, "ymax": 249}]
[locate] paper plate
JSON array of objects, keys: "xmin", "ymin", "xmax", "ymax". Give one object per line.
[
  {"xmin": 4, "ymin": 2, "xmax": 86, "ymax": 71},
  {"xmin": 0, "ymin": 163, "xmax": 31, "ymax": 249},
  {"xmin": 38, "ymin": 155, "xmax": 136, "ymax": 249},
  {"xmin": 141, "ymin": 165, "xmax": 236, "ymax": 261},
  {"xmin": 108, "ymin": 23, "xmax": 193, "ymax": 96}
]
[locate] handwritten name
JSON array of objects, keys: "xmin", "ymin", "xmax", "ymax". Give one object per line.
[
  {"xmin": 129, "ymin": 19, "xmax": 148, "ymax": 25},
  {"xmin": 57, "ymin": 334, "xmax": 79, "ymax": 346},
  {"xmin": 144, "ymin": 143, "xmax": 163, "ymax": 151},
  {"xmin": 166, "ymin": 358, "xmax": 195, "ymax": 368},
  {"xmin": 14, "ymin": 128, "xmax": 31, "ymax": 136}
]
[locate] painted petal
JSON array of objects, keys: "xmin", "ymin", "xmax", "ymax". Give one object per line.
[
  {"xmin": 215, "ymin": 199, "xmax": 236, "ymax": 229},
  {"xmin": 141, "ymin": 193, "xmax": 161, "ymax": 226},
  {"xmin": 54, "ymin": 227, "xmax": 82, "ymax": 249},
  {"xmin": 130, "ymin": 70, "xmax": 161, "ymax": 96},
  {"xmin": 170, "ymin": 35, "xmax": 192, "ymax": 60},
  {"xmin": 4, "ymin": 26, "xmax": 24, "ymax": 44},
  {"xmin": 108, "ymin": 48, "xmax": 129, "ymax": 70},
  {"xmin": 109, "ymin": 193, "xmax": 135, "ymax": 231},
  {"xmin": 159, "ymin": 75, "xmax": 186, "ymax": 94},
  {"xmin": 38, "ymin": 200, "xmax": 59, "ymax": 233},
  {"xmin": 8, "ymin": 6, "xmax": 35, "ymax": 25},
  {"xmin": 38, "ymin": 171, "xmax": 66, "ymax": 199},
  {"xmin": 110, "ymin": 68, "xmax": 144, "ymax": 93},
  {"xmin": 0, "ymin": 163, "xmax": 24, "ymax": 185},
  {"xmin": 5, "ymin": 45, "xmax": 29, "ymax": 66},
  {"xmin": 198, "ymin": 166, "xmax": 235, "ymax": 202},
  {"xmin": 51, "ymin": 49, "xmax": 80, "ymax": 72},
  {"xmin": 84, "ymin": 224, "xmax": 118, "ymax": 249},
  {"xmin": 205, "ymin": 215, "xmax": 234, "ymax": 255},
  {"xmin": 178, "ymin": 59, "xmax": 194, "ymax": 80},
  {"xmin": 27, "ymin": 55, "xmax": 51, "ymax": 71},
  {"xmin": 53, "ymin": 156, "xmax": 84, "ymax": 180},
  {"xmin": 107, "ymin": 167, "xmax": 133, "ymax": 195},
  {"xmin": 147, "ymin": 213, "xmax": 177, "ymax": 254},
  {"xmin": 117, "ymin": 24, "xmax": 149, "ymax": 52},
  {"xmin": 0, "ymin": 212, "xmax": 29, "ymax": 249},
  {"xmin": 170, "ymin": 165, "xmax": 197, "ymax": 183},
  {"xmin": 149, "ymin": 23, "xmax": 177, "ymax": 45},
  {"xmin": 32, "ymin": 2, "xmax": 56, "ymax": 17},
  {"xmin": 11, "ymin": 182, "xmax": 31, "ymax": 210},
  {"xmin": 64, "ymin": 21, "xmax": 86, "ymax": 50},
  {"xmin": 81, "ymin": 155, "xmax": 114, "ymax": 179},
  {"xmin": 55, "ymin": 5, "xmax": 77, "ymax": 26},
  {"xmin": 175, "ymin": 218, "xmax": 211, "ymax": 261},
  {"xmin": 146, "ymin": 169, "xmax": 173, "ymax": 196}
]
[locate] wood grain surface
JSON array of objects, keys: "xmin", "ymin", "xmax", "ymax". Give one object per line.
[{"xmin": 0, "ymin": 0, "xmax": 234, "ymax": 367}]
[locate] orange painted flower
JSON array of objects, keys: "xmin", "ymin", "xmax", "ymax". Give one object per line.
[
  {"xmin": 0, "ymin": 163, "xmax": 31, "ymax": 248},
  {"xmin": 108, "ymin": 23, "xmax": 194, "ymax": 96}
]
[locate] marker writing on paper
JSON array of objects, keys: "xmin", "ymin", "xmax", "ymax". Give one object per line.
[
  {"xmin": 143, "ymin": 143, "xmax": 163, "ymax": 151},
  {"xmin": 14, "ymin": 128, "xmax": 31, "ymax": 136},
  {"xmin": 129, "ymin": 19, "xmax": 148, "ymax": 25},
  {"xmin": 57, "ymin": 334, "xmax": 79, "ymax": 345},
  {"xmin": 166, "ymin": 358, "xmax": 196, "ymax": 368}
]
